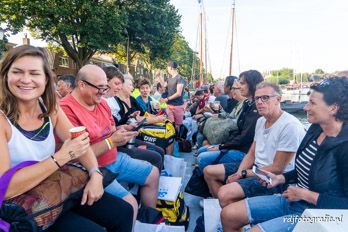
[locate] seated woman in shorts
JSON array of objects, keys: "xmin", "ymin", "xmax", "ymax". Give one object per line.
[{"xmin": 0, "ymin": 45, "xmax": 133, "ymax": 232}]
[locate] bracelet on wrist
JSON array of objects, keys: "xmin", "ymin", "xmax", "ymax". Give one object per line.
[
  {"xmin": 107, "ymin": 137, "xmax": 114, "ymax": 149},
  {"xmin": 88, "ymin": 167, "xmax": 103, "ymax": 177},
  {"xmin": 105, "ymin": 138, "xmax": 111, "ymax": 150},
  {"xmin": 51, "ymin": 155, "xmax": 62, "ymax": 169}
]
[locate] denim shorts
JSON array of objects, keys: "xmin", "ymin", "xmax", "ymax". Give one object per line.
[
  {"xmin": 197, "ymin": 148, "xmax": 245, "ymax": 172},
  {"xmin": 104, "ymin": 152, "xmax": 153, "ymax": 198},
  {"xmin": 223, "ymin": 161, "xmax": 240, "ymax": 180},
  {"xmin": 237, "ymin": 177, "xmax": 284, "ymax": 198},
  {"xmin": 245, "ymin": 194, "xmax": 313, "ymax": 232}
]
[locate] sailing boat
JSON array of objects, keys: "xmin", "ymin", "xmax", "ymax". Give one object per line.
[{"xmin": 281, "ymin": 72, "xmax": 308, "ymax": 113}]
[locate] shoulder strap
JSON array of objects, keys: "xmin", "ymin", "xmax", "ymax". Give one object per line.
[{"xmin": 0, "ymin": 161, "xmax": 38, "ymax": 206}]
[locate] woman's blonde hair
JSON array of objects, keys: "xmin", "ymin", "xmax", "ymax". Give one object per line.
[{"xmin": 0, "ymin": 45, "xmax": 57, "ymax": 123}]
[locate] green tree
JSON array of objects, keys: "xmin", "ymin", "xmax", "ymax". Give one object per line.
[
  {"xmin": 121, "ymin": 0, "xmax": 181, "ymax": 68},
  {"xmin": 0, "ymin": 35, "xmax": 8, "ymax": 58},
  {"xmin": 314, "ymin": 68, "xmax": 325, "ymax": 75},
  {"xmin": 0, "ymin": 0, "xmax": 127, "ymax": 68}
]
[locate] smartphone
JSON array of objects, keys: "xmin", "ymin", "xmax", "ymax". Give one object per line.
[
  {"xmin": 252, "ymin": 166, "xmax": 272, "ymax": 184},
  {"xmin": 131, "ymin": 118, "xmax": 147, "ymax": 131}
]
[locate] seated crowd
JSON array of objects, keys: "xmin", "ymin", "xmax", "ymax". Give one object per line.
[{"xmin": 1, "ymin": 44, "xmax": 348, "ymax": 232}]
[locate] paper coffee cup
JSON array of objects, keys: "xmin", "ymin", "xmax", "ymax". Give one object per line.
[{"xmin": 69, "ymin": 126, "xmax": 86, "ymax": 139}]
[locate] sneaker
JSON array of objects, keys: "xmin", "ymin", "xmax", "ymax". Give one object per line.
[{"xmin": 192, "ymin": 145, "xmax": 198, "ymax": 150}]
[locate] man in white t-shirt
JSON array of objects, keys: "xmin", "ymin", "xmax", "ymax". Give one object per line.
[{"xmin": 203, "ymin": 82, "xmax": 305, "ymax": 205}]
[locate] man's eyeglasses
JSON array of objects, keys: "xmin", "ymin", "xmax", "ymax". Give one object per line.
[
  {"xmin": 254, "ymin": 94, "xmax": 279, "ymax": 103},
  {"xmin": 81, "ymin": 80, "xmax": 110, "ymax": 94}
]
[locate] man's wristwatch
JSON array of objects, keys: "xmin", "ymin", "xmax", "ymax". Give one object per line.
[{"xmin": 241, "ymin": 170, "xmax": 247, "ymax": 179}]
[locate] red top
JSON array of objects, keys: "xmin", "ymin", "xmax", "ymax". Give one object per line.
[{"xmin": 60, "ymin": 94, "xmax": 117, "ymax": 167}]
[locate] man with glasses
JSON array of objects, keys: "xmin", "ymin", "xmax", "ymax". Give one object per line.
[
  {"xmin": 203, "ymin": 82, "xmax": 305, "ymax": 203},
  {"xmin": 60, "ymin": 64, "xmax": 160, "ymax": 224}
]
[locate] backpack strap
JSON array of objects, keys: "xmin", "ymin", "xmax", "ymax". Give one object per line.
[{"xmin": 0, "ymin": 161, "xmax": 37, "ymax": 232}]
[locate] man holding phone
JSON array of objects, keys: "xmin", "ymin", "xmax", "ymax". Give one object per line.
[{"xmin": 203, "ymin": 82, "xmax": 305, "ymax": 206}]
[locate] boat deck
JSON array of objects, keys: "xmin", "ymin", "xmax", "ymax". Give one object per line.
[{"xmin": 180, "ymin": 150, "xmax": 203, "ymax": 232}]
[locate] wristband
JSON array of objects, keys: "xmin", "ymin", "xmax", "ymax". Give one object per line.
[
  {"xmin": 51, "ymin": 155, "xmax": 62, "ymax": 168},
  {"xmin": 107, "ymin": 137, "xmax": 114, "ymax": 148},
  {"xmin": 88, "ymin": 167, "xmax": 103, "ymax": 177},
  {"xmin": 105, "ymin": 138, "xmax": 111, "ymax": 150}
]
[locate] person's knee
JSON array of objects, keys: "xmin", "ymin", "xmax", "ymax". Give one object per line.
[
  {"xmin": 220, "ymin": 206, "xmax": 234, "ymax": 224},
  {"xmin": 145, "ymin": 166, "xmax": 159, "ymax": 186},
  {"xmin": 217, "ymin": 184, "xmax": 230, "ymax": 204},
  {"xmin": 123, "ymin": 194, "xmax": 138, "ymax": 213},
  {"xmin": 218, "ymin": 183, "xmax": 243, "ymax": 206},
  {"xmin": 203, "ymin": 165, "xmax": 215, "ymax": 180}
]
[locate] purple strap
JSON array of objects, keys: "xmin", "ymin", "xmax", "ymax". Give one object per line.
[{"xmin": 0, "ymin": 161, "xmax": 38, "ymax": 232}]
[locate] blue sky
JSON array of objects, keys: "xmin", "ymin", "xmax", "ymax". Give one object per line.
[{"xmin": 170, "ymin": 0, "xmax": 348, "ymax": 78}]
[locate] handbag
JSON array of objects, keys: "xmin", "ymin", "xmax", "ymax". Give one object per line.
[
  {"xmin": 0, "ymin": 161, "xmax": 117, "ymax": 232},
  {"xmin": 203, "ymin": 117, "xmax": 238, "ymax": 145},
  {"xmin": 184, "ymin": 150, "xmax": 227, "ymax": 198},
  {"xmin": 177, "ymin": 138, "xmax": 192, "ymax": 153}
]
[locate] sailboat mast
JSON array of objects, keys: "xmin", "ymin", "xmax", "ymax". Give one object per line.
[
  {"xmin": 229, "ymin": 0, "xmax": 236, "ymax": 76},
  {"xmin": 199, "ymin": 9, "xmax": 203, "ymax": 87},
  {"xmin": 204, "ymin": 9, "xmax": 207, "ymax": 84}
]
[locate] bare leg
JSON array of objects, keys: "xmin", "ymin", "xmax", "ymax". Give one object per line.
[
  {"xmin": 123, "ymin": 194, "xmax": 138, "ymax": 230},
  {"xmin": 203, "ymin": 164, "xmax": 226, "ymax": 197},
  {"xmin": 218, "ymin": 182, "xmax": 245, "ymax": 208},
  {"xmin": 221, "ymin": 200, "xmax": 249, "ymax": 232},
  {"xmin": 166, "ymin": 143, "xmax": 174, "ymax": 155},
  {"xmin": 202, "ymin": 139, "xmax": 210, "ymax": 146},
  {"xmin": 140, "ymin": 167, "xmax": 159, "ymax": 208},
  {"xmin": 249, "ymin": 225, "xmax": 262, "ymax": 232}
]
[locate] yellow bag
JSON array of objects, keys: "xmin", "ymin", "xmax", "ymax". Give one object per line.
[
  {"xmin": 156, "ymin": 192, "xmax": 190, "ymax": 229},
  {"xmin": 137, "ymin": 118, "xmax": 176, "ymax": 149}
]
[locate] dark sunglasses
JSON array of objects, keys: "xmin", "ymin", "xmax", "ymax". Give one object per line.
[
  {"xmin": 254, "ymin": 94, "xmax": 279, "ymax": 102},
  {"xmin": 81, "ymin": 80, "xmax": 110, "ymax": 94}
]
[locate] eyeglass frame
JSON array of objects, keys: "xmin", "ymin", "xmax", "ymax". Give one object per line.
[
  {"xmin": 81, "ymin": 79, "xmax": 110, "ymax": 94},
  {"xmin": 254, "ymin": 94, "xmax": 280, "ymax": 103}
]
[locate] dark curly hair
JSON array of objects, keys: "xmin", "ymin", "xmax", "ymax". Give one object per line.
[
  {"xmin": 310, "ymin": 76, "xmax": 348, "ymax": 123},
  {"xmin": 239, "ymin": 70, "xmax": 264, "ymax": 98}
]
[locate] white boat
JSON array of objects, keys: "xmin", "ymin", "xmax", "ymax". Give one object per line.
[{"xmin": 281, "ymin": 100, "xmax": 307, "ymax": 113}]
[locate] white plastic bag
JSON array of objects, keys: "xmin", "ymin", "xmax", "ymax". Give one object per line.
[
  {"xmin": 158, "ymin": 176, "xmax": 182, "ymax": 202},
  {"xmin": 134, "ymin": 221, "xmax": 185, "ymax": 232},
  {"xmin": 204, "ymin": 199, "xmax": 223, "ymax": 232},
  {"xmin": 163, "ymin": 155, "xmax": 186, "ymax": 179}
]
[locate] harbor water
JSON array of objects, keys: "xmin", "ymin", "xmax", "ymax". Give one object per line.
[{"xmin": 282, "ymin": 93, "xmax": 309, "ymax": 128}]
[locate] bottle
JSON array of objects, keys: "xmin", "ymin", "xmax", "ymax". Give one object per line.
[{"xmin": 127, "ymin": 136, "xmax": 136, "ymax": 149}]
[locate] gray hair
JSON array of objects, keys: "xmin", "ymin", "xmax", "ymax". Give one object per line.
[
  {"xmin": 215, "ymin": 80, "xmax": 225, "ymax": 94},
  {"xmin": 256, "ymin": 82, "xmax": 282, "ymax": 95},
  {"xmin": 123, "ymin": 73, "xmax": 133, "ymax": 81}
]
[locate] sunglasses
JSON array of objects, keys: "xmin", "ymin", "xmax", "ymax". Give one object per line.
[
  {"xmin": 254, "ymin": 94, "xmax": 279, "ymax": 103},
  {"xmin": 82, "ymin": 80, "xmax": 110, "ymax": 94}
]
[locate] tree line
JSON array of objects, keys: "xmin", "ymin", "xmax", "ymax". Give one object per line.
[{"xmin": 0, "ymin": 0, "xmax": 203, "ymax": 81}]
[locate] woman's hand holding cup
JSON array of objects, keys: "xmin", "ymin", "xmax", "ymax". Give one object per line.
[{"xmin": 57, "ymin": 127, "xmax": 90, "ymax": 163}]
